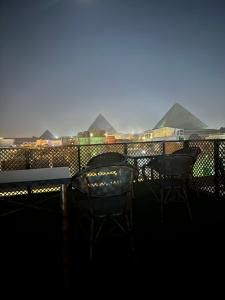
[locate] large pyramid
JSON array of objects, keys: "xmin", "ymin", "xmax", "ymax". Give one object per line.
[
  {"xmin": 88, "ymin": 114, "xmax": 117, "ymax": 134},
  {"xmin": 39, "ymin": 130, "xmax": 56, "ymax": 140},
  {"xmin": 154, "ymin": 103, "xmax": 207, "ymax": 130}
]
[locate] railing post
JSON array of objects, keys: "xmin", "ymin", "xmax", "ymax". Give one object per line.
[
  {"xmin": 162, "ymin": 142, "xmax": 165, "ymax": 154},
  {"xmin": 25, "ymin": 149, "xmax": 31, "ymax": 169},
  {"xmin": 214, "ymin": 140, "xmax": 220, "ymax": 199},
  {"xmin": 25, "ymin": 149, "xmax": 32, "ymax": 195},
  {"xmin": 183, "ymin": 140, "xmax": 189, "ymax": 150},
  {"xmin": 124, "ymin": 143, "xmax": 128, "ymax": 155},
  {"xmin": 78, "ymin": 145, "xmax": 81, "ymax": 171}
]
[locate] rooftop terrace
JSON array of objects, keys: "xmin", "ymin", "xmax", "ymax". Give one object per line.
[
  {"xmin": 1, "ymin": 185, "xmax": 225, "ymax": 290},
  {"xmin": 0, "ymin": 139, "xmax": 225, "ymax": 289}
]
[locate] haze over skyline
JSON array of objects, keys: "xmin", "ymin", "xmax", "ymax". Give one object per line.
[{"xmin": 1, "ymin": 0, "xmax": 225, "ymax": 137}]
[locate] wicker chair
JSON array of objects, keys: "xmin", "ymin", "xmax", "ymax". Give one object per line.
[
  {"xmin": 143, "ymin": 154, "xmax": 194, "ymax": 223},
  {"xmin": 72, "ymin": 164, "xmax": 136, "ymax": 262}
]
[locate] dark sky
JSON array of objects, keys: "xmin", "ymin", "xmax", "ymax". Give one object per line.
[{"xmin": 1, "ymin": 0, "xmax": 225, "ymax": 137}]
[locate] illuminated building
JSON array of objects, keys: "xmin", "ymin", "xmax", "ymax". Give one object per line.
[
  {"xmin": 77, "ymin": 131, "xmax": 90, "ymax": 145},
  {"xmin": 0, "ymin": 138, "xmax": 15, "ymax": 147},
  {"xmin": 144, "ymin": 127, "xmax": 184, "ymax": 141},
  {"xmin": 106, "ymin": 135, "xmax": 116, "ymax": 144}
]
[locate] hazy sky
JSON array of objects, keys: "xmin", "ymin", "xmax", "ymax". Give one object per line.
[{"xmin": 1, "ymin": 0, "xmax": 225, "ymax": 137}]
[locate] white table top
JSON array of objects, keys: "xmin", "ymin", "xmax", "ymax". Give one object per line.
[{"xmin": 0, "ymin": 167, "xmax": 71, "ymax": 187}]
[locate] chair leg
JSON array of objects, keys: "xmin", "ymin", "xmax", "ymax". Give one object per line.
[
  {"xmin": 89, "ymin": 217, "xmax": 94, "ymax": 263},
  {"xmin": 160, "ymin": 189, "xmax": 170, "ymax": 223},
  {"xmin": 129, "ymin": 230, "xmax": 137, "ymax": 264},
  {"xmin": 183, "ymin": 187, "xmax": 192, "ymax": 222},
  {"xmin": 160, "ymin": 189, "xmax": 164, "ymax": 224},
  {"xmin": 124, "ymin": 212, "xmax": 137, "ymax": 264},
  {"xmin": 96, "ymin": 217, "xmax": 108, "ymax": 238},
  {"xmin": 128, "ymin": 207, "xmax": 133, "ymax": 231}
]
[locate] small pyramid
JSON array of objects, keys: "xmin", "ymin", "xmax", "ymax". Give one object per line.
[
  {"xmin": 88, "ymin": 114, "xmax": 117, "ymax": 134},
  {"xmin": 39, "ymin": 130, "xmax": 56, "ymax": 140},
  {"xmin": 154, "ymin": 103, "xmax": 207, "ymax": 130}
]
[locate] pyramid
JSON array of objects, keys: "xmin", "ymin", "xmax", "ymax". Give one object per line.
[
  {"xmin": 154, "ymin": 103, "xmax": 207, "ymax": 130},
  {"xmin": 39, "ymin": 130, "xmax": 56, "ymax": 140},
  {"xmin": 88, "ymin": 114, "xmax": 117, "ymax": 134}
]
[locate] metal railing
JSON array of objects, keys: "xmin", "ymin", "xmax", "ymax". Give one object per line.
[{"xmin": 0, "ymin": 139, "xmax": 225, "ymax": 197}]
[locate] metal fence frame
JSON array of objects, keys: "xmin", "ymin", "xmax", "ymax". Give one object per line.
[{"xmin": 0, "ymin": 139, "xmax": 224, "ymax": 197}]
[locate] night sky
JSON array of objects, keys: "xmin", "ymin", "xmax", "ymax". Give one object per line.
[{"xmin": 1, "ymin": 0, "xmax": 225, "ymax": 137}]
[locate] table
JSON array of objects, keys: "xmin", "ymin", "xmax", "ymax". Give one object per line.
[
  {"xmin": 0, "ymin": 167, "xmax": 71, "ymax": 216},
  {"xmin": 0, "ymin": 167, "xmax": 71, "ymax": 287}
]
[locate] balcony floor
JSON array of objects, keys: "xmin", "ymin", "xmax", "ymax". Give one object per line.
[{"xmin": 1, "ymin": 183, "xmax": 225, "ymax": 290}]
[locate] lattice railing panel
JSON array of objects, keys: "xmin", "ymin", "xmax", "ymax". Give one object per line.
[
  {"xmin": 187, "ymin": 140, "xmax": 215, "ymax": 194},
  {"xmin": 0, "ymin": 185, "xmax": 61, "ymax": 198},
  {"xmin": 127, "ymin": 142, "xmax": 163, "ymax": 157},
  {"xmin": 187, "ymin": 140, "xmax": 214, "ymax": 176},
  {"xmin": 29, "ymin": 148, "xmax": 52, "ymax": 169},
  {"xmin": 219, "ymin": 140, "xmax": 225, "ymax": 197},
  {"xmin": 0, "ymin": 187, "xmax": 28, "ymax": 197},
  {"xmin": 31, "ymin": 184, "xmax": 61, "ymax": 193},
  {"xmin": 0, "ymin": 148, "xmax": 28, "ymax": 171},
  {"xmin": 29, "ymin": 146, "xmax": 79, "ymax": 176},
  {"xmin": 126, "ymin": 142, "xmax": 163, "ymax": 181},
  {"xmin": 164, "ymin": 141, "xmax": 184, "ymax": 154},
  {"xmin": 161, "ymin": 139, "xmax": 216, "ymax": 192},
  {"xmin": 64, "ymin": 146, "xmax": 79, "ymax": 176},
  {"xmin": 1, "ymin": 140, "xmax": 224, "ymax": 197}
]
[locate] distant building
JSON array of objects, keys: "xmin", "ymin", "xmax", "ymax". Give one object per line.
[
  {"xmin": 184, "ymin": 129, "xmax": 221, "ymax": 140},
  {"xmin": 14, "ymin": 137, "xmax": 37, "ymax": 146},
  {"xmin": 77, "ymin": 131, "xmax": 91, "ymax": 145},
  {"xmin": 106, "ymin": 135, "xmax": 116, "ymax": 144},
  {"xmin": 89, "ymin": 130, "xmax": 106, "ymax": 144},
  {"xmin": 77, "ymin": 130, "xmax": 107, "ymax": 145},
  {"xmin": 144, "ymin": 127, "xmax": 184, "ymax": 141},
  {"xmin": 36, "ymin": 139, "xmax": 62, "ymax": 147},
  {"xmin": 61, "ymin": 136, "xmax": 79, "ymax": 145},
  {"xmin": 0, "ymin": 138, "xmax": 15, "ymax": 147},
  {"xmin": 207, "ymin": 133, "xmax": 225, "ymax": 139}
]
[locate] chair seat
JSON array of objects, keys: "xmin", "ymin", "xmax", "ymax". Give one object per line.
[{"xmin": 75, "ymin": 194, "xmax": 128, "ymax": 216}]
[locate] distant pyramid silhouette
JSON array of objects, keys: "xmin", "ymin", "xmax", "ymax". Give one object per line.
[
  {"xmin": 154, "ymin": 103, "xmax": 207, "ymax": 130},
  {"xmin": 39, "ymin": 130, "xmax": 56, "ymax": 140},
  {"xmin": 88, "ymin": 114, "xmax": 117, "ymax": 134}
]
